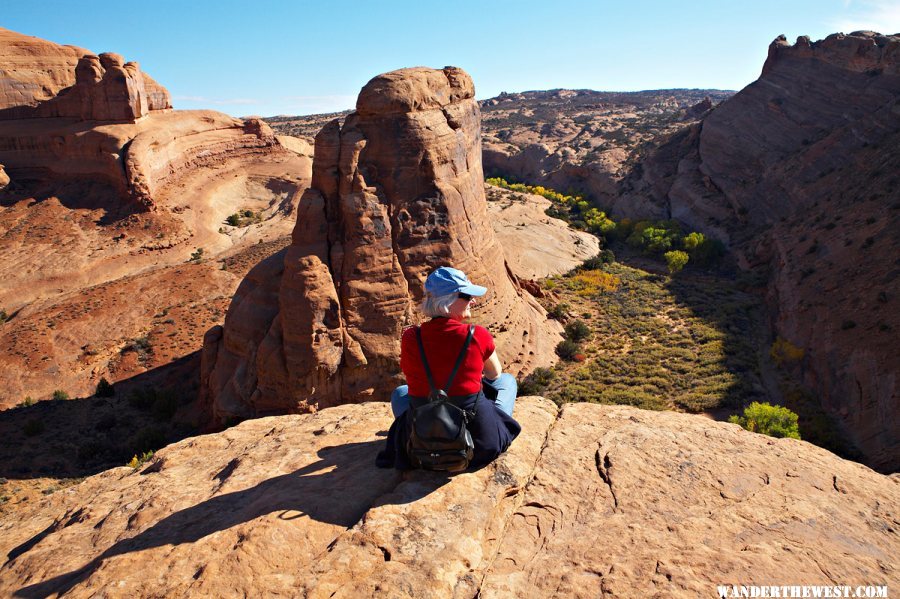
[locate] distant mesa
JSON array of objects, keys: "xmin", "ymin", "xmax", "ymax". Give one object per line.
[{"xmin": 200, "ymin": 66, "xmax": 561, "ymax": 424}]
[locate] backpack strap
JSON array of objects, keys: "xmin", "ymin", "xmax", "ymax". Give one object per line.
[{"xmin": 414, "ymin": 324, "xmax": 476, "ymax": 396}]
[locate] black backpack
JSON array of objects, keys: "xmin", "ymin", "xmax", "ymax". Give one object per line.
[{"xmin": 406, "ymin": 325, "xmax": 477, "ymax": 472}]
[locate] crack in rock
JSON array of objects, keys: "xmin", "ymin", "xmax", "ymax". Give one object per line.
[{"xmin": 595, "ymin": 447, "xmax": 619, "ymax": 511}]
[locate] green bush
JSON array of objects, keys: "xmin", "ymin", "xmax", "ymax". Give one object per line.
[
  {"xmin": 52, "ymin": 390, "xmax": 69, "ymax": 401},
  {"xmin": 728, "ymin": 402, "xmax": 801, "ymax": 439},
  {"xmin": 17, "ymin": 396, "xmax": 34, "ymax": 408},
  {"xmin": 556, "ymin": 340, "xmax": 580, "ymax": 361},
  {"xmin": 225, "ymin": 213, "xmax": 240, "ymax": 226},
  {"xmin": 95, "ymin": 378, "xmax": 115, "ymax": 397},
  {"xmin": 189, "ymin": 248, "xmax": 204, "ymax": 262},
  {"xmin": 518, "ymin": 367, "xmax": 555, "ymax": 396},
  {"xmin": 547, "ymin": 302, "xmax": 570, "ymax": 321},
  {"xmin": 0, "ymin": 309, "xmax": 7, "ymax": 324},
  {"xmin": 564, "ymin": 320, "xmax": 592, "ymax": 342},
  {"xmin": 580, "ymin": 250, "xmax": 616, "ymax": 270},
  {"xmin": 664, "ymin": 250, "xmax": 689, "ymax": 274}
]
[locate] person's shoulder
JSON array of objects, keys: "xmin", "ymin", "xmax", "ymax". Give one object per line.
[
  {"xmin": 472, "ymin": 324, "xmax": 495, "ymax": 346},
  {"xmin": 401, "ymin": 325, "xmax": 419, "ymax": 341}
]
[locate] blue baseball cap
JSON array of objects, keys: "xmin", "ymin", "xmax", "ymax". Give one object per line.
[{"xmin": 424, "ymin": 266, "xmax": 487, "ymax": 297}]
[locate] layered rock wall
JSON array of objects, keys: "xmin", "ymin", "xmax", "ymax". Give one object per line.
[
  {"xmin": 617, "ymin": 32, "xmax": 900, "ymax": 470},
  {"xmin": 201, "ymin": 67, "xmax": 559, "ymax": 423}
]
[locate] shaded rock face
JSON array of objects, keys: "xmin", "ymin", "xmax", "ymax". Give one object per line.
[
  {"xmin": 2, "ymin": 400, "xmax": 897, "ymax": 597},
  {"xmin": 617, "ymin": 32, "xmax": 900, "ymax": 471},
  {"xmin": 0, "ymin": 30, "xmax": 171, "ymax": 122},
  {"xmin": 201, "ymin": 67, "xmax": 559, "ymax": 424}
]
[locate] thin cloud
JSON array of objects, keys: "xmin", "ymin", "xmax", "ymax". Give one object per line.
[{"xmin": 829, "ymin": 0, "xmax": 900, "ymax": 34}]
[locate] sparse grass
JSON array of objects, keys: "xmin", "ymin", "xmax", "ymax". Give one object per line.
[
  {"xmin": 16, "ymin": 396, "xmax": 34, "ymax": 408},
  {"xmin": 51, "ymin": 390, "xmax": 69, "ymax": 401},
  {"xmin": 538, "ymin": 262, "xmax": 767, "ymax": 413}
]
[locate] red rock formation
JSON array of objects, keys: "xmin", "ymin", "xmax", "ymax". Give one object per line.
[
  {"xmin": 0, "ymin": 27, "xmax": 88, "ymax": 110},
  {"xmin": 616, "ymin": 32, "xmax": 900, "ymax": 470},
  {"xmin": 0, "ymin": 31, "xmax": 172, "ymax": 122},
  {"xmin": 201, "ymin": 67, "xmax": 560, "ymax": 423}
]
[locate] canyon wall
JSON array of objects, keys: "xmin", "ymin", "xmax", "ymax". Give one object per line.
[
  {"xmin": 617, "ymin": 32, "xmax": 900, "ymax": 470},
  {"xmin": 200, "ymin": 67, "xmax": 560, "ymax": 423}
]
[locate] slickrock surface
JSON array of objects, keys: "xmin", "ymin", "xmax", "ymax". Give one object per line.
[
  {"xmin": 486, "ymin": 185, "xmax": 599, "ymax": 280},
  {"xmin": 617, "ymin": 32, "xmax": 900, "ymax": 470},
  {"xmin": 201, "ymin": 67, "xmax": 561, "ymax": 424},
  {"xmin": 2, "ymin": 400, "xmax": 897, "ymax": 597}
]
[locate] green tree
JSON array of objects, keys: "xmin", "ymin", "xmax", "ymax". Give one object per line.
[
  {"xmin": 664, "ymin": 250, "xmax": 689, "ymax": 274},
  {"xmin": 728, "ymin": 402, "xmax": 801, "ymax": 439}
]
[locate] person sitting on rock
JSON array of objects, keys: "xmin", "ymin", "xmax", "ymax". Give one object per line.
[{"xmin": 376, "ymin": 266, "xmax": 521, "ymax": 470}]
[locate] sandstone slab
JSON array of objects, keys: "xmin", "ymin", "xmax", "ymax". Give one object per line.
[{"xmin": 1, "ymin": 400, "xmax": 897, "ymax": 597}]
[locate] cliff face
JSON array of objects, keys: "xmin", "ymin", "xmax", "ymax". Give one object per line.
[
  {"xmin": 1, "ymin": 400, "xmax": 897, "ymax": 597},
  {"xmin": 617, "ymin": 32, "xmax": 900, "ymax": 471},
  {"xmin": 200, "ymin": 67, "xmax": 560, "ymax": 424}
]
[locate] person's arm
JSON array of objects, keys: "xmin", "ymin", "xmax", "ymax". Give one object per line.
[{"xmin": 483, "ymin": 350, "xmax": 502, "ymax": 380}]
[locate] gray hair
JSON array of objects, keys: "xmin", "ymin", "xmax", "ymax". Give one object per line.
[{"xmin": 420, "ymin": 292, "xmax": 459, "ymax": 318}]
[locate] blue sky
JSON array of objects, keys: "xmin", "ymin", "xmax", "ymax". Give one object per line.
[{"xmin": 4, "ymin": 0, "xmax": 899, "ymax": 117}]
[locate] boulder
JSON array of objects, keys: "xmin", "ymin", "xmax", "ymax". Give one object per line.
[
  {"xmin": 201, "ymin": 67, "xmax": 561, "ymax": 424},
  {"xmin": 1, "ymin": 400, "xmax": 897, "ymax": 597}
]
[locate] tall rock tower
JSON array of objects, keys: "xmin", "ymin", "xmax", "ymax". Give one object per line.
[{"xmin": 201, "ymin": 67, "xmax": 559, "ymax": 423}]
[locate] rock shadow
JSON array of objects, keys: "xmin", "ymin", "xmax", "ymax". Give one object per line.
[
  {"xmin": 0, "ymin": 352, "xmax": 203, "ymax": 481},
  {"xmin": 9, "ymin": 439, "xmax": 434, "ymax": 598}
]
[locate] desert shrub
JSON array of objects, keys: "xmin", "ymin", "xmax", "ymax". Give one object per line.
[
  {"xmin": 564, "ymin": 320, "xmax": 592, "ymax": 342},
  {"xmin": 52, "ymin": 390, "xmax": 69, "ymax": 401},
  {"xmin": 728, "ymin": 402, "xmax": 800, "ymax": 439},
  {"xmin": 770, "ymin": 337, "xmax": 804, "ymax": 366},
  {"xmin": 0, "ymin": 309, "xmax": 7, "ymax": 324},
  {"xmin": 556, "ymin": 340, "xmax": 580, "ymax": 361},
  {"xmin": 664, "ymin": 250, "xmax": 689, "ymax": 274},
  {"xmin": 225, "ymin": 213, "xmax": 240, "ymax": 226},
  {"xmin": 127, "ymin": 451, "xmax": 155, "ymax": 469},
  {"xmin": 24, "ymin": 419, "xmax": 45, "ymax": 436},
  {"xmin": 17, "ymin": 396, "xmax": 34, "ymax": 408},
  {"xmin": 570, "ymin": 270, "xmax": 621, "ymax": 296},
  {"xmin": 189, "ymin": 248, "xmax": 204, "ymax": 262},
  {"xmin": 95, "ymin": 378, "xmax": 115, "ymax": 397},
  {"xmin": 547, "ymin": 302, "xmax": 570, "ymax": 321},
  {"xmin": 580, "ymin": 250, "xmax": 616, "ymax": 271},
  {"xmin": 683, "ymin": 231, "xmax": 705, "ymax": 251},
  {"xmin": 518, "ymin": 367, "xmax": 555, "ymax": 396}
]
